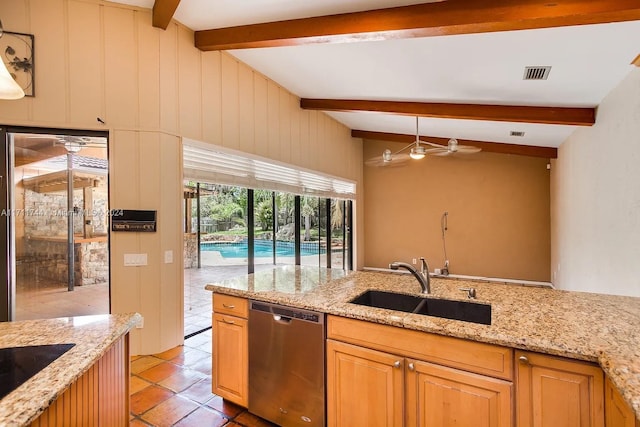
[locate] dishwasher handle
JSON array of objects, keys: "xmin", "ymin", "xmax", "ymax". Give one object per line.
[{"xmin": 273, "ymin": 314, "xmax": 292, "ymax": 324}]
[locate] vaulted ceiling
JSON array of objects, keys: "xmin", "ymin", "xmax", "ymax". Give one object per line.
[{"xmin": 114, "ymin": 0, "xmax": 640, "ymax": 158}]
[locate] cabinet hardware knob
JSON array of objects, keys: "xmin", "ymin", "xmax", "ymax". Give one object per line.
[
  {"xmin": 393, "ymin": 360, "xmax": 401, "ymax": 368},
  {"xmin": 222, "ymin": 304, "xmax": 235, "ymax": 309},
  {"xmin": 222, "ymin": 318, "xmax": 235, "ymax": 325},
  {"xmin": 519, "ymin": 355, "xmax": 529, "ymax": 363},
  {"xmin": 408, "ymin": 363, "xmax": 415, "ymax": 371}
]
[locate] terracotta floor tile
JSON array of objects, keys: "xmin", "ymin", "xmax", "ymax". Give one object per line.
[
  {"xmin": 130, "ymin": 385, "xmax": 175, "ymax": 416},
  {"xmin": 179, "ymin": 378, "xmax": 214, "ymax": 404},
  {"xmin": 173, "ymin": 407, "xmax": 228, "ymax": 427},
  {"xmin": 155, "ymin": 346, "xmax": 185, "ymax": 361},
  {"xmin": 140, "ymin": 395, "xmax": 199, "ymax": 427},
  {"xmin": 131, "ymin": 356, "xmax": 164, "ymax": 374},
  {"xmin": 130, "ymin": 375, "xmax": 153, "ymax": 395},
  {"xmin": 206, "ymin": 395, "xmax": 244, "ymax": 419},
  {"xmin": 138, "ymin": 361, "xmax": 183, "ymax": 383},
  {"xmin": 233, "ymin": 412, "xmax": 279, "ymax": 427},
  {"xmin": 158, "ymin": 368, "xmax": 206, "ymax": 393}
]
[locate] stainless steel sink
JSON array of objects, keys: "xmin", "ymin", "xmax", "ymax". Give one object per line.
[{"xmin": 348, "ymin": 290, "xmax": 491, "ymax": 325}]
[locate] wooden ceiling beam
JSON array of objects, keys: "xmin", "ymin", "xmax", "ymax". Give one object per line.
[
  {"xmin": 352, "ymin": 130, "xmax": 557, "ymax": 159},
  {"xmin": 152, "ymin": 0, "xmax": 181, "ymax": 30},
  {"xmin": 195, "ymin": 0, "xmax": 640, "ymax": 51},
  {"xmin": 301, "ymin": 99, "xmax": 595, "ymax": 126}
]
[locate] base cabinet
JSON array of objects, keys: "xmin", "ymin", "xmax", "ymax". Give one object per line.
[
  {"xmin": 327, "ymin": 340, "xmax": 404, "ymax": 427},
  {"xmin": 29, "ymin": 334, "xmax": 130, "ymax": 427},
  {"xmin": 605, "ymin": 377, "xmax": 638, "ymax": 427},
  {"xmin": 407, "ymin": 360, "xmax": 512, "ymax": 427},
  {"xmin": 326, "ymin": 316, "xmax": 513, "ymax": 427},
  {"xmin": 212, "ymin": 294, "xmax": 248, "ymax": 407},
  {"xmin": 516, "ymin": 350, "xmax": 604, "ymax": 427}
]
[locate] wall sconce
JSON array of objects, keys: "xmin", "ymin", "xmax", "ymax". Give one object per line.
[{"xmin": 0, "ymin": 20, "xmax": 25, "ymax": 100}]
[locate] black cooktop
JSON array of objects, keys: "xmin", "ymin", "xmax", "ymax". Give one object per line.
[{"xmin": 0, "ymin": 344, "xmax": 75, "ymax": 400}]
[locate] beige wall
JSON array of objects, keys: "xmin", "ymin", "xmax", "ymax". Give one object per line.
[
  {"xmin": 364, "ymin": 139, "xmax": 551, "ymax": 282},
  {"xmin": 0, "ymin": 0, "xmax": 363, "ymax": 354},
  {"xmin": 551, "ymin": 67, "xmax": 640, "ymax": 297}
]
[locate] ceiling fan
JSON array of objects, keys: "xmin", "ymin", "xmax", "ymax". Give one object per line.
[
  {"xmin": 365, "ymin": 117, "xmax": 481, "ymax": 167},
  {"xmin": 24, "ymin": 134, "xmax": 107, "ymax": 152}
]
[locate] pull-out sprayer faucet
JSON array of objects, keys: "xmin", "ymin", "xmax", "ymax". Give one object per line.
[{"xmin": 389, "ymin": 257, "xmax": 431, "ymax": 294}]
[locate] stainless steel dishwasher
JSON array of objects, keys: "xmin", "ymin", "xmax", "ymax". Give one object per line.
[{"xmin": 249, "ymin": 300, "xmax": 325, "ymax": 427}]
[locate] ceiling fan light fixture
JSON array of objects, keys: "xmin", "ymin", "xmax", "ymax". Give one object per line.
[
  {"xmin": 410, "ymin": 146, "xmax": 426, "ymax": 160},
  {"xmin": 382, "ymin": 149, "xmax": 392, "ymax": 162}
]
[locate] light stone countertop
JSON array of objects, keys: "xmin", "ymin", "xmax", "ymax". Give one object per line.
[
  {"xmin": 205, "ymin": 265, "xmax": 640, "ymax": 421},
  {"xmin": 0, "ymin": 312, "xmax": 142, "ymax": 427}
]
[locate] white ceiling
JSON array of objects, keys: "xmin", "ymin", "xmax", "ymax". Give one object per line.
[{"xmin": 111, "ymin": 0, "xmax": 640, "ymax": 149}]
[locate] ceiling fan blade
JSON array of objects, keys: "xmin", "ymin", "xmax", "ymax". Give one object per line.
[
  {"xmin": 418, "ymin": 139, "xmax": 446, "ymax": 149},
  {"xmin": 365, "ymin": 153, "xmax": 410, "ymax": 167},
  {"xmin": 456, "ymin": 145, "xmax": 482, "ymax": 154}
]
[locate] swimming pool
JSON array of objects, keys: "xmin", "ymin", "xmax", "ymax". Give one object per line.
[{"xmin": 201, "ymin": 239, "xmax": 325, "ymax": 258}]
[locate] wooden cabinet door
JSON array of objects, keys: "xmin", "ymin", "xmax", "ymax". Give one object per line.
[
  {"xmin": 516, "ymin": 351, "xmax": 604, "ymax": 427},
  {"xmin": 326, "ymin": 339, "xmax": 404, "ymax": 427},
  {"xmin": 406, "ymin": 359, "xmax": 513, "ymax": 427},
  {"xmin": 605, "ymin": 377, "xmax": 637, "ymax": 427},
  {"xmin": 212, "ymin": 313, "xmax": 248, "ymax": 407}
]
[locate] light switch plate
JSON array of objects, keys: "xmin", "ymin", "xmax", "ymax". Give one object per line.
[
  {"xmin": 164, "ymin": 250, "xmax": 173, "ymax": 264},
  {"xmin": 124, "ymin": 253, "xmax": 148, "ymax": 266}
]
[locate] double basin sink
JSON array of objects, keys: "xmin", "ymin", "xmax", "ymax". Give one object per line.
[{"xmin": 349, "ymin": 290, "xmax": 491, "ymax": 325}]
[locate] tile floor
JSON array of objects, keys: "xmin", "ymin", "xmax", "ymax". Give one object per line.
[{"xmin": 130, "ymin": 329, "xmax": 277, "ymax": 427}]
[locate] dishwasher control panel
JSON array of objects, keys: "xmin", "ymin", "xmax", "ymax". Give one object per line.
[{"xmin": 250, "ymin": 301, "xmax": 322, "ymax": 324}]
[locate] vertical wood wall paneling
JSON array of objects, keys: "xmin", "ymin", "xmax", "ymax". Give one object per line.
[
  {"xmin": 299, "ymin": 110, "xmax": 311, "ymax": 169},
  {"xmin": 159, "ymin": 22, "xmax": 179, "ymax": 134},
  {"xmin": 238, "ymin": 64, "xmax": 255, "ymax": 154},
  {"xmin": 136, "ymin": 8, "xmax": 161, "ymax": 130},
  {"xmin": 177, "ymin": 25, "xmax": 202, "ymax": 140},
  {"xmin": 159, "ymin": 133, "xmax": 184, "ymax": 349},
  {"xmin": 110, "ymin": 130, "xmax": 143, "ymax": 353},
  {"xmin": 278, "ymin": 87, "xmax": 291, "ymax": 163},
  {"xmin": 67, "ymin": 0, "xmax": 103, "ymax": 126},
  {"xmin": 201, "ymin": 51, "xmax": 223, "ymax": 144},
  {"xmin": 267, "ymin": 81, "xmax": 280, "ymax": 160},
  {"xmin": 28, "ymin": 0, "xmax": 67, "ymax": 124},
  {"xmin": 30, "ymin": 335, "xmax": 128, "ymax": 426},
  {"xmin": 104, "ymin": 6, "xmax": 138, "ymax": 128},
  {"xmin": 289, "ymin": 94, "xmax": 301, "ymax": 166},
  {"xmin": 253, "ymin": 74, "xmax": 269, "ymax": 158},
  {"xmin": 138, "ymin": 131, "xmax": 162, "ymax": 352},
  {"xmin": 221, "ymin": 54, "xmax": 240, "ymax": 149}
]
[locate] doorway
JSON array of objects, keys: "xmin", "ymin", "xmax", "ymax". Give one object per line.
[{"xmin": 0, "ymin": 127, "xmax": 110, "ymax": 321}]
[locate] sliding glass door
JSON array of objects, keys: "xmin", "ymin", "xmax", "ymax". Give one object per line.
[{"xmin": 0, "ymin": 127, "xmax": 110, "ymax": 321}]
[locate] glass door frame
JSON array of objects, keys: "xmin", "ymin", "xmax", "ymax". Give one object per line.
[{"xmin": 0, "ymin": 125, "xmax": 109, "ymax": 322}]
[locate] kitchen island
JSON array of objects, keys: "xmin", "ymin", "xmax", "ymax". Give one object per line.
[
  {"xmin": 205, "ymin": 265, "xmax": 640, "ymax": 424},
  {"xmin": 0, "ymin": 312, "xmax": 141, "ymax": 426}
]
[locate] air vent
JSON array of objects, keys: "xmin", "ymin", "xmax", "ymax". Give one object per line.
[
  {"xmin": 510, "ymin": 131, "xmax": 525, "ymax": 137},
  {"xmin": 523, "ymin": 66, "xmax": 551, "ymax": 80}
]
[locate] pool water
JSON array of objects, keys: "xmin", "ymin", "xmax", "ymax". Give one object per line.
[{"xmin": 201, "ymin": 239, "xmax": 325, "ymax": 258}]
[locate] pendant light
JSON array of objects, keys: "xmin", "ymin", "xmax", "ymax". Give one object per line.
[{"xmin": 0, "ymin": 20, "xmax": 25, "ymax": 100}]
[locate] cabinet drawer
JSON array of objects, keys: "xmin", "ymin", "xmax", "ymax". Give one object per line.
[
  {"xmin": 213, "ymin": 294, "xmax": 248, "ymax": 318},
  {"xmin": 328, "ymin": 315, "xmax": 513, "ymax": 381}
]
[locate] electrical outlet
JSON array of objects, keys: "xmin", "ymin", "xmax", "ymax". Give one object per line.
[
  {"xmin": 164, "ymin": 250, "xmax": 173, "ymax": 264},
  {"xmin": 412, "ymin": 258, "xmax": 417, "ymax": 265}
]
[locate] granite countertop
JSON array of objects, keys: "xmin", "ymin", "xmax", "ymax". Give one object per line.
[
  {"xmin": 205, "ymin": 265, "xmax": 640, "ymax": 420},
  {"xmin": 0, "ymin": 313, "xmax": 142, "ymax": 427}
]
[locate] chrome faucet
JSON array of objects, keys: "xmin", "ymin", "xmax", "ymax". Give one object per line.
[{"xmin": 389, "ymin": 257, "xmax": 431, "ymax": 294}]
